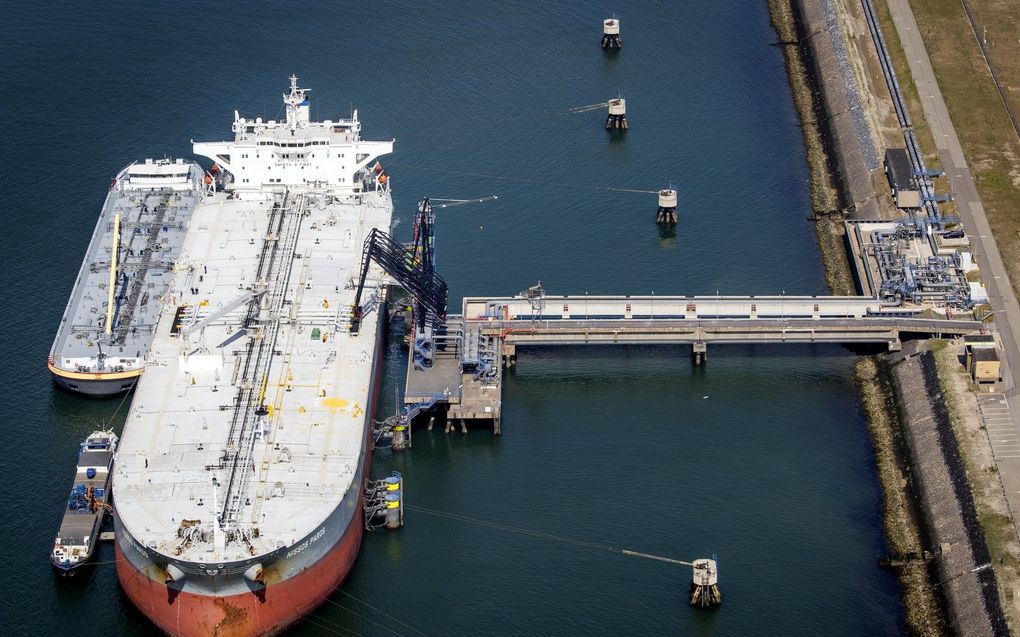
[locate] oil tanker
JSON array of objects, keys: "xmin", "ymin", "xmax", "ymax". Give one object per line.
[{"xmin": 113, "ymin": 76, "xmax": 394, "ymax": 636}]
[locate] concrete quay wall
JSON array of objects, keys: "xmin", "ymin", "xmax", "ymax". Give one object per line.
[
  {"xmin": 889, "ymin": 347, "xmax": 1008, "ymax": 636},
  {"xmin": 789, "ymin": 0, "xmax": 880, "ymax": 218}
]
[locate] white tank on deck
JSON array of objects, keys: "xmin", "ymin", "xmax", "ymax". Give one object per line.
[
  {"xmin": 658, "ymin": 189, "xmax": 677, "ymax": 208},
  {"xmin": 607, "ymin": 98, "xmax": 626, "ymax": 116},
  {"xmin": 603, "ymin": 18, "xmax": 620, "ymax": 35}
]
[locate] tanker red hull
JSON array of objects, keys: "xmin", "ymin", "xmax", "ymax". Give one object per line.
[
  {"xmin": 116, "ymin": 307, "xmax": 385, "ymax": 637},
  {"xmin": 116, "ymin": 507, "xmax": 364, "ymax": 637}
]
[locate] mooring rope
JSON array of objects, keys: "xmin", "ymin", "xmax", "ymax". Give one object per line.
[
  {"xmin": 101, "ymin": 377, "xmax": 137, "ymax": 429},
  {"xmin": 319, "ymin": 598, "xmax": 407, "ymax": 637},
  {"xmin": 301, "ymin": 614, "xmax": 367, "ymax": 637},
  {"xmin": 404, "ymin": 504, "xmax": 691, "ymax": 566},
  {"xmin": 337, "ymin": 590, "xmax": 430, "ymax": 637}
]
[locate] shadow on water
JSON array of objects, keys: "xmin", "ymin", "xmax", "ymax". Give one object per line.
[
  {"xmin": 606, "ymin": 129, "xmax": 628, "ymax": 152},
  {"xmin": 50, "ymin": 566, "xmax": 98, "ymax": 596},
  {"xmin": 657, "ymin": 222, "xmax": 678, "ymax": 248},
  {"xmin": 48, "ymin": 385, "xmax": 132, "ymax": 433},
  {"xmin": 600, "ymin": 48, "xmax": 621, "ymax": 66}
]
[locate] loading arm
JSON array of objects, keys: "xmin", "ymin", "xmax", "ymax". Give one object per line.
[{"xmin": 350, "ymin": 228, "xmax": 448, "ymax": 334}]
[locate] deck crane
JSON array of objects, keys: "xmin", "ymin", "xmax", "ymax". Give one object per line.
[{"xmin": 351, "ymin": 195, "xmax": 496, "ymax": 370}]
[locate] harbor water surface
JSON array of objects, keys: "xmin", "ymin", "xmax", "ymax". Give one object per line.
[{"xmin": 1, "ymin": 1, "xmax": 904, "ymax": 634}]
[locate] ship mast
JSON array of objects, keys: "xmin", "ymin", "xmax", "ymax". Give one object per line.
[{"xmin": 283, "ymin": 74, "xmax": 310, "ymax": 132}]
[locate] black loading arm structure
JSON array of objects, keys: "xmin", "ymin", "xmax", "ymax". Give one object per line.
[{"xmin": 350, "ymin": 198, "xmax": 448, "ymax": 335}]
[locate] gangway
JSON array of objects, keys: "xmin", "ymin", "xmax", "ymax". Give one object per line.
[{"xmin": 373, "ymin": 393, "xmax": 449, "ymax": 451}]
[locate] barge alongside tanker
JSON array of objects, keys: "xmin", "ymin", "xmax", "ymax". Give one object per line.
[{"xmin": 48, "ymin": 158, "xmax": 204, "ymax": 396}]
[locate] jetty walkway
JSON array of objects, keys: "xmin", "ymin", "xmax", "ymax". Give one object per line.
[{"xmin": 401, "ymin": 293, "xmax": 987, "ymax": 434}]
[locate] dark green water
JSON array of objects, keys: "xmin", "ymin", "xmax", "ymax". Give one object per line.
[{"xmin": 2, "ymin": 1, "xmax": 903, "ymax": 634}]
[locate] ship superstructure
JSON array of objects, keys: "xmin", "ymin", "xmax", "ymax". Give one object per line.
[
  {"xmin": 113, "ymin": 77, "xmax": 394, "ymax": 636},
  {"xmin": 49, "ymin": 158, "xmax": 205, "ymax": 396}
]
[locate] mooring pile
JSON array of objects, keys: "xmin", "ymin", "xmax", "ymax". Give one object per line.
[{"xmin": 601, "ymin": 17, "xmax": 621, "ymax": 49}]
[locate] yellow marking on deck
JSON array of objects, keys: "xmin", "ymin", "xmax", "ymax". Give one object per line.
[{"xmin": 322, "ymin": 397, "xmax": 349, "ymax": 408}]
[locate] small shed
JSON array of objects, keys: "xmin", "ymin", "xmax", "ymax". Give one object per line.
[
  {"xmin": 885, "ymin": 148, "xmax": 920, "ymax": 209},
  {"xmin": 965, "ymin": 335, "xmax": 1000, "ymax": 387},
  {"xmin": 970, "ymin": 348, "xmax": 1001, "ymax": 385}
]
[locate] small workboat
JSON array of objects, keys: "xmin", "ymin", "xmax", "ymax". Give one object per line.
[{"xmin": 51, "ymin": 430, "xmax": 117, "ymax": 572}]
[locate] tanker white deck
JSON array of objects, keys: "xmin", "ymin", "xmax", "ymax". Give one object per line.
[
  {"xmin": 111, "ymin": 76, "xmax": 395, "ymax": 636},
  {"xmin": 114, "ymin": 187, "xmax": 391, "ymax": 563}
]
